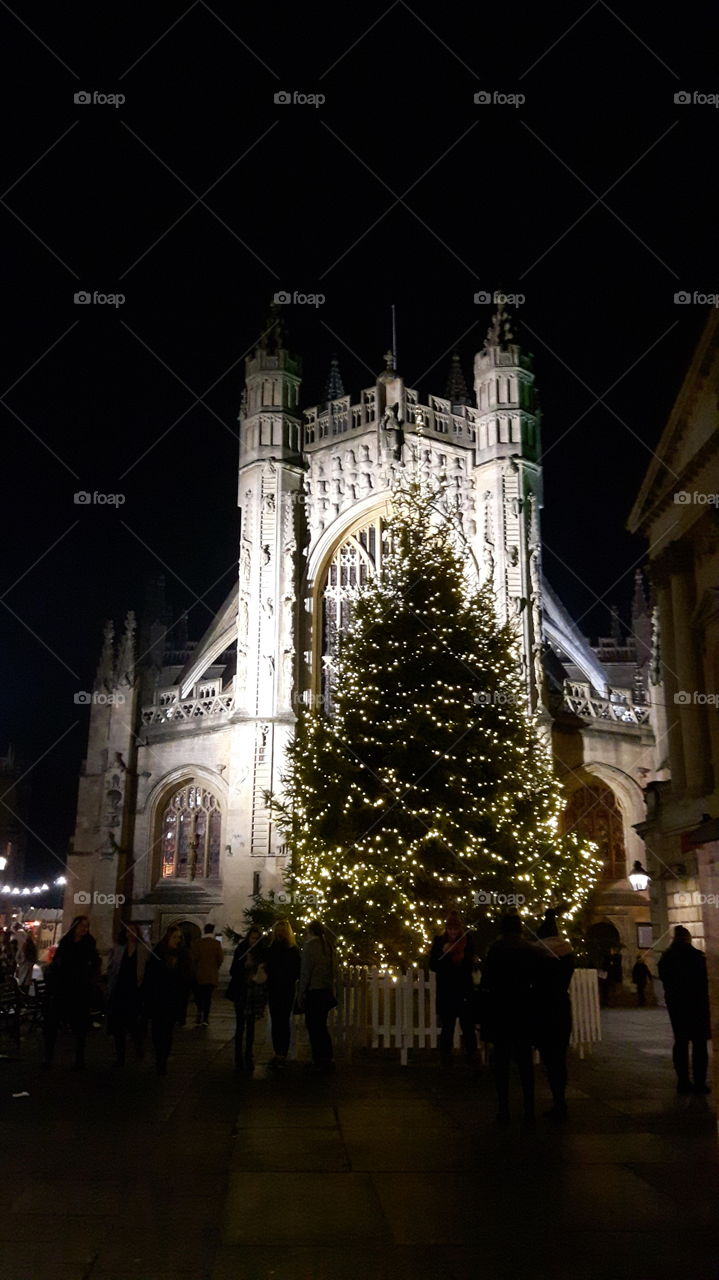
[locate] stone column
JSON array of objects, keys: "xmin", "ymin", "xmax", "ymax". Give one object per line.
[{"xmin": 668, "ymin": 545, "xmax": 710, "ymax": 794}]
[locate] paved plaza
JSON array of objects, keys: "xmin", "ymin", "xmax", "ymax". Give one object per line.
[{"xmin": 0, "ymin": 1005, "xmax": 716, "ymax": 1280}]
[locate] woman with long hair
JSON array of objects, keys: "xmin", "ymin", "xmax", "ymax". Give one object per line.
[
  {"xmin": 142, "ymin": 925, "xmax": 192, "ymax": 1075},
  {"xmin": 265, "ymin": 918, "xmax": 301, "ymax": 1067},
  {"xmin": 43, "ymin": 915, "xmax": 100, "ymax": 1069},
  {"xmin": 297, "ymin": 920, "xmax": 336, "ymax": 1071},
  {"xmin": 227, "ymin": 926, "xmax": 267, "ymax": 1072}
]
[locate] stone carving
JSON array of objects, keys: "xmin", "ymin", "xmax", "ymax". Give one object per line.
[{"xmin": 262, "ymin": 545, "xmax": 271, "ymax": 566}]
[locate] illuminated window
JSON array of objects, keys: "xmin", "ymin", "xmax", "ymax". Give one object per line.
[
  {"xmin": 160, "ymin": 785, "xmax": 222, "ymax": 880},
  {"xmin": 563, "ymin": 783, "xmax": 626, "ymax": 882},
  {"xmin": 320, "ymin": 515, "xmax": 386, "ymax": 706}
]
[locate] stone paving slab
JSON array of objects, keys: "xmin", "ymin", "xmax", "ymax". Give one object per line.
[
  {"xmin": 223, "ymin": 1170, "xmax": 392, "ymax": 1246},
  {"xmin": 0, "ymin": 1005, "xmax": 717, "ymax": 1280}
]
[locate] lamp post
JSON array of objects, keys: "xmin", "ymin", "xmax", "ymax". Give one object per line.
[{"xmin": 628, "ymin": 860, "xmax": 650, "ymax": 892}]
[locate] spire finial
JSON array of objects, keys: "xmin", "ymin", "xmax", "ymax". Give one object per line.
[
  {"xmin": 484, "ymin": 296, "xmax": 515, "ymax": 349},
  {"xmin": 258, "ymin": 300, "xmax": 288, "ymax": 355},
  {"xmin": 323, "ymin": 354, "xmax": 345, "ymax": 403},
  {"xmin": 446, "ymin": 352, "xmax": 469, "ymax": 405},
  {"xmin": 95, "ymin": 620, "xmax": 115, "ymax": 690}
]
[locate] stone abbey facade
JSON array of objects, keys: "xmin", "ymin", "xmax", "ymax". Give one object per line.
[{"xmin": 66, "ymin": 307, "xmax": 657, "ymax": 958}]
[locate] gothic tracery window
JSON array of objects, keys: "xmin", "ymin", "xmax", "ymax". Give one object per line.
[
  {"xmin": 160, "ymin": 784, "xmax": 222, "ymax": 881},
  {"xmin": 320, "ymin": 514, "xmax": 386, "ymax": 706},
  {"xmin": 562, "ymin": 782, "xmax": 626, "ymax": 883}
]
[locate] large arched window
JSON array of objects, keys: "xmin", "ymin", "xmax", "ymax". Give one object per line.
[
  {"xmin": 320, "ymin": 513, "xmax": 386, "ymax": 705},
  {"xmin": 562, "ymin": 782, "xmax": 626, "ymax": 882},
  {"xmin": 160, "ymin": 784, "xmax": 222, "ymax": 881}
]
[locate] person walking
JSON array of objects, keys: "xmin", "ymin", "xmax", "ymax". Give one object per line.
[
  {"xmin": 480, "ymin": 913, "xmax": 540, "ymax": 1126},
  {"xmin": 658, "ymin": 926, "xmax": 711, "ymax": 1095},
  {"xmin": 265, "ymin": 918, "xmax": 301, "ymax": 1067},
  {"xmin": 14, "ymin": 925, "xmax": 38, "ymax": 994},
  {"xmin": 43, "ymin": 916, "xmax": 100, "ymax": 1069},
  {"xmin": 532, "ymin": 909, "xmax": 575, "ymax": 1119},
  {"xmin": 227, "ymin": 926, "xmax": 268, "ymax": 1072},
  {"xmin": 297, "ymin": 921, "xmax": 336, "ymax": 1071},
  {"xmin": 106, "ymin": 923, "xmax": 148, "ymax": 1065},
  {"xmin": 143, "ymin": 925, "xmax": 192, "ymax": 1075},
  {"xmin": 429, "ymin": 910, "xmax": 477, "ymax": 1064},
  {"xmin": 191, "ymin": 924, "xmax": 224, "ymax": 1028},
  {"xmin": 631, "ymin": 955, "xmax": 652, "ymax": 1007}
]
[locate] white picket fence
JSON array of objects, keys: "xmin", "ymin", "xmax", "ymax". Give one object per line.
[{"xmin": 304, "ymin": 964, "xmax": 602, "ymax": 1066}]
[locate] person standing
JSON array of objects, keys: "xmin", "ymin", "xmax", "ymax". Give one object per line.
[
  {"xmin": 143, "ymin": 926, "xmax": 192, "ymax": 1075},
  {"xmin": 106, "ymin": 923, "xmax": 148, "ymax": 1065},
  {"xmin": 191, "ymin": 924, "xmax": 224, "ymax": 1027},
  {"xmin": 429, "ymin": 910, "xmax": 477, "ymax": 1064},
  {"xmin": 297, "ymin": 921, "xmax": 336, "ymax": 1071},
  {"xmin": 480, "ymin": 914, "xmax": 540, "ymax": 1125},
  {"xmin": 43, "ymin": 916, "xmax": 100, "ymax": 1069},
  {"xmin": 227, "ymin": 926, "xmax": 267, "ymax": 1072},
  {"xmin": 658, "ymin": 926, "xmax": 711, "ymax": 1095},
  {"xmin": 532, "ymin": 909, "xmax": 575, "ymax": 1119},
  {"xmin": 13, "ymin": 925, "xmax": 38, "ymax": 993},
  {"xmin": 631, "ymin": 955, "xmax": 652, "ymax": 1007},
  {"xmin": 265, "ymin": 918, "xmax": 301, "ymax": 1067}
]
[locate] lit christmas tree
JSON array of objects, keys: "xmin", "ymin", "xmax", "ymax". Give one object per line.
[{"xmin": 272, "ymin": 481, "xmax": 600, "ymax": 965}]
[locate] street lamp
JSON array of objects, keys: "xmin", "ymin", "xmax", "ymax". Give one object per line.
[{"xmin": 628, "ymin": 860, "xmax": 651, "ymax": 892}]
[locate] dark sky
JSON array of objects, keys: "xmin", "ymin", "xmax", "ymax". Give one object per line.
[{"xmin": 2, "ymin": 0, "xmax": 717, "ymax": 875}]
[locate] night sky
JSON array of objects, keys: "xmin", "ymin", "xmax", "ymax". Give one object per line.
[{"xmin": 2, "ymin": 1, "xmax": 717, "ymax": 875}]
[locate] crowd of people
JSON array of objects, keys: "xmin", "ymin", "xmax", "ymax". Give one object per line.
[
  {"xmin": 32, "ymin": 915, "xmax": 337, "ymax": 1077},
  {"xmin": 10, "ymin": 909, "xmax": 711, "ymax": 1108}
]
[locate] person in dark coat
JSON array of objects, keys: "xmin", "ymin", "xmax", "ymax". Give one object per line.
[
  {"xmin": 43, "ymin": 915, "xmax": 100, "ymax": 1069},
  {"xmin": 106, "ymin": 923, "xmax": 148, "ymax": 1065},
  {"xmin": 658, "ymin": 926, "xmax": 711, "ymax": 1095},
  {"xmin": 227, "ymin": 926, "xmax": 268, "ymax": 1072},
  {"xmin": 265, "ymin": 918, "xmax": 301, "ymax": 1067},
  {"xmin": 631, "ymin": 955, "xmax": 652, "ymax": 1007},
  {"xmin": 429, "ymin": 910, "xmax": 477, "ymax": 1063},
  {"xmin": 297, "ymin": 921, "xmax": 336, "ymax": 1071},
  {"xmin": 532, "ymin": 909, "xmax": 575, "ymax": 1119},
  {"xmin": 480, "ymin": 913, "xmax": 540, "ymax": 1124},
  {"xmin": 142, "ymin": 925, "xmax": 192, "ymax": 1075}
]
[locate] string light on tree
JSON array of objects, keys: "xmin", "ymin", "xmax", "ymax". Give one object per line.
[{"xmin": 269, "ymin": 480, "xmax": 601, "ymax": 964}]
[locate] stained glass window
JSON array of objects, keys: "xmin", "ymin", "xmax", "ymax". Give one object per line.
[{"xmin": 160, "ymin": 785, "xmax": 222, "ymax": 880}]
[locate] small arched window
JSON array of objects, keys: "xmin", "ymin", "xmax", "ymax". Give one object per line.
[{"xmin": 160, "ymin": 784, "xmax": 222, "ymax": 881}]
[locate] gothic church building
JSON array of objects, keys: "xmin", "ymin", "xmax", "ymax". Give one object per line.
[{"xmin": 67, "ymin": 308, "xmax": 656, "ymax": 958}]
